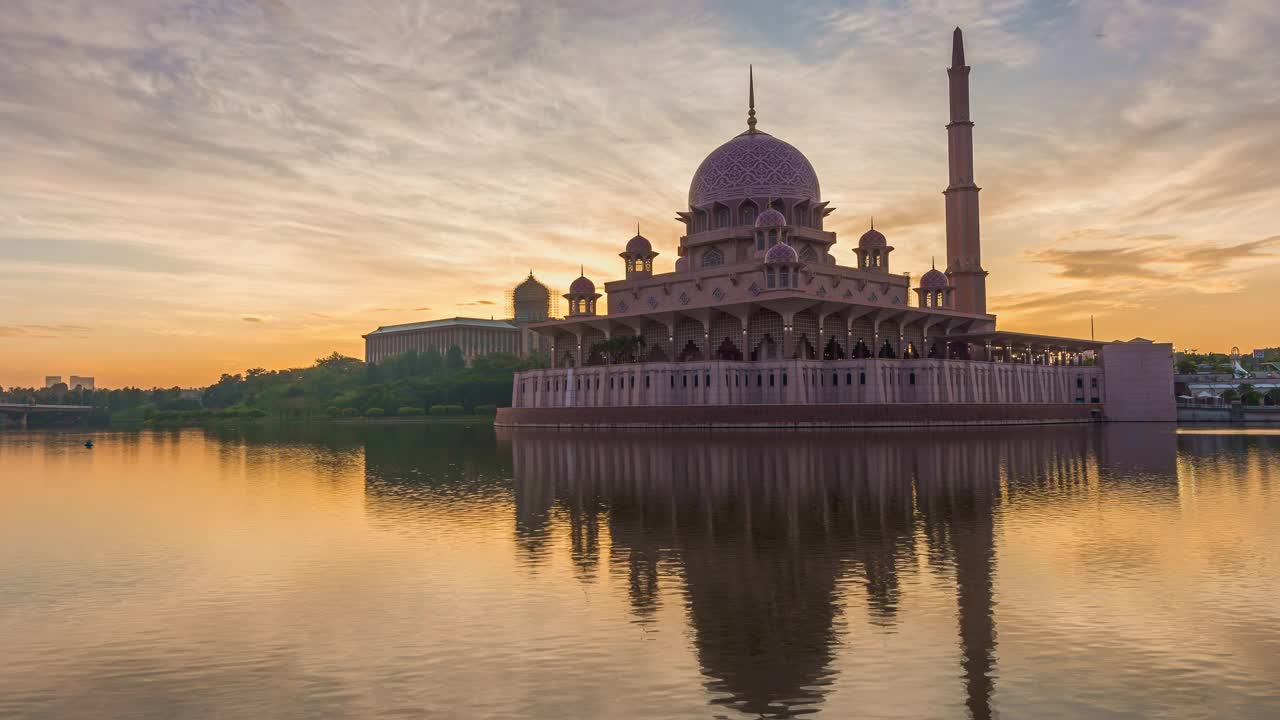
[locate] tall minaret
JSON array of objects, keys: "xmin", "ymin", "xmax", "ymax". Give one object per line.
[{"xmin": 944, "ymin": 27, "xmax": 988, "ymax": 315}]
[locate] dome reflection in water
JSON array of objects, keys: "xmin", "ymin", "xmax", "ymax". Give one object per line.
[{"xmin": 7, "ymin": 425, "xmax": 1279, "ymax": 719}]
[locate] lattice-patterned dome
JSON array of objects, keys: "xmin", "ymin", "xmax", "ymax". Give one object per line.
[
  {"xmin": 920, "ymin": 268, "xmax": 949, "ymax": 288},
  {"xmin": 689, "ymin": 131, "xmax": 820, "ymax": 207},
  {"xmin": 624, "ymin": 234, "xmax": 652, "ymax": 255},
  {"xmin": 513, "ymin": 274, "xmax": 550, "ymax": 302},
  {"xmin": 569, "ymin": 275, "xmax": 596, "ymax": 294},
  {"xmin": 755, "ymin": 207, "xmax": 787, "ymax": 228},
  {"xmin": 764, "ymin": 242, "xmax": 800, "ymax": 264},
  {"xmin": 859, "ymin": 227, "xmax": 887, "ymax": 248}
]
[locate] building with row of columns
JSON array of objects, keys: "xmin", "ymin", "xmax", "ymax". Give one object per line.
[
  {"xmin": 363, "ymin": 273, "xmax": 554, "ymax": 365},
  {"xmin": 498, "ymin": 28, "xmax": 1174, "ymax": 425}
]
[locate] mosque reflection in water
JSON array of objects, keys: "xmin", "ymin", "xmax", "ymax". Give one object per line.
[{"xmin": 361, "ymin": 424, "xmax": 1181, "ymax": 719}]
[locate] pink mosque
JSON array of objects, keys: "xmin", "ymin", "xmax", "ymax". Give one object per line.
[{"xmin": 489, "ymin": 29, "xmax": 1174, "ymax": 426}]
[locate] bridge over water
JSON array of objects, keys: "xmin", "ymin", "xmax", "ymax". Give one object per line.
[{"xmin": 0, "ymin": 403, "xmax": 94, "ymax": 428}]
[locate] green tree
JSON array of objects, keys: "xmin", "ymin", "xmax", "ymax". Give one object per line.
[{"xmin": 445, "ymin": 345, "xmax": 466, "ymax": 371}]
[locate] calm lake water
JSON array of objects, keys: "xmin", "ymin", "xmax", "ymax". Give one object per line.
[{"xmin": 2, "ymin": 424, "xmax": 1278, "ymax": 719}]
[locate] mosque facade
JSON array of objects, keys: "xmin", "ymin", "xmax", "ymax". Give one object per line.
[{"xmin": 494, "ymin": 28, "xmax": 1174, "ymax": 426}]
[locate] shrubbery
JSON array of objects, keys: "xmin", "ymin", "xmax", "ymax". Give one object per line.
[
  {"xmin": 397, "ymin": 406, "xmax": 425, "ymax": 416},
  {"xmin": 472, "ymin": 404, "xmax": 498, "ymax": 415},
  {"xmin": 429, "ymin": 404, "xmax": 466, "ymax": 415},
  {"xmin": 366, "ymin": 407, "xmax": 385, "ymax": 417}
]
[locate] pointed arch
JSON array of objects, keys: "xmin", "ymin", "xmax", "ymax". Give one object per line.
[
  {"xmin": 738, "ymin": 200, "xmax": 758, "ymax": 226},
  {"xmin": 701, "ymin": 247, "xmax": 725, "ymax": 267},
  {"xmin": 747, "ymin": 308, "xmax": 783, "ymax": 360}
]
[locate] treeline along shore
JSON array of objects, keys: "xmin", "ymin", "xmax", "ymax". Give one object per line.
[{"xmin": 0, "ymin": 349, "xmax": 542, "ymax": 429}]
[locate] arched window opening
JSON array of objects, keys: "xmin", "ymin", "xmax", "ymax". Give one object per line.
[
  {"xmin": 778, "ymin": 268, "xmax": 790, "ymax": 288},
  {"xmin": 701, "ymin": 248, "xmax": 724, "ymax": 267},
  {"xmin": 768, "ymin": 229, "xmax": 778, "ymax": 247},
  {"xmin": 799, "ymin": 244, "xmax": 818, "ymax": 262},
  {"xmin": 766, "ymin": 268, "xmax": 776, "ymax": 288},
  {"xmin": 716, "ymin": 207, "xmax": 730, "ymax": 228},
  {"xmin": 740, "ymin": 203, "xmax": 757, "ymax": 226}
]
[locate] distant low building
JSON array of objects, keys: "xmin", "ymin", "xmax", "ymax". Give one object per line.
[
  {"xmin": 362, "ymin": 273, "xmax": 555, "ymax": 366},
  {"xmin": 69, "ymin": 376, "xmax": 95, "ymax": 390},
  {"xmin": 44, "ymin": 376, "xmax": 62, "ymax": 388}
]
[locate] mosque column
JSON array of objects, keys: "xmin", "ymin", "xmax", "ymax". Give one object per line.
[
  {"xmin": 782, "ymin": 311, "xmax": 795, "ymax": 360},
  {"xmin": 573, "ymin": 330, "xmax": 585, "ymax": 368}
]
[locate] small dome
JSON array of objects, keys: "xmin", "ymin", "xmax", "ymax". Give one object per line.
[
  {"xmin": 569, "ymin": 275, "xmax": 596, "ymax": 295},
  {"xmin": 920, "ymin": 268, "xmax": 948, "ymax": 288},
  {"xmin": 859, "ymin": 227, "xmax": 887, "ymax": 248},
  {"xmin": 755, "ymin": 207, "xmax": 787, "ymax": 228},
  {"xmin": 764, "ymin": 242, "xmax": 799, "ymax": 264},
  {"xmin": 624, "ymin": 234, "xmax": 652, "ymax": 256}
]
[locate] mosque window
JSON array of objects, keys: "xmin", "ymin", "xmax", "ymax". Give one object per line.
[
  {"xmin": 634, "ymin": 259, "xmax": 645, "ymax": 272},
  {"xmin": 779, "ymin": 268, "xmax": 790, "ymax": 288},
  {"xmin": 859, "ymin": 372, "xmax": 866, "ymax": 385},
  {"xmin": 794, "ymin": 207, "xmax": 807, "ymax": 226},
  {"xmin": 769, "ymin": 374, "xmax": 775, "ymax": 387},
  {"xmin": 706, "ymin": 373, "xmax": 711, "ymax": 386},
  {"xmin": 741, "ymin": 205, "xmax": 756, "ymax": 225},
  {"xmin": 782, "ymin": 373, "xmax": 788, "ymax": 386},
  {"xmin": 701, "ymin": 248, "xmax": 724, "ymax": 267},
  {"xmin": 716, "ymin": 207, "xmax": 730, "ymax": 228},
  {"xmin": 846, "ymin": 372, "xmax": 852, "ymax": 385},
  {"xmin": 799, "ymin": 244, "xmax": 817, "ymax": 262},
  {"xmin": 768, "ymin": 229, "xmax": 778, "ymax": 247},
  {"xmin": 766, "ymin": 268, "xmax": 776, "ymax": 288}
]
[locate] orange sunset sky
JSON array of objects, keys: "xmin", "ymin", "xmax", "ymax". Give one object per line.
[{"xmin": 2, "ymin": 0, "xmax": 1277, "ymax": 388}]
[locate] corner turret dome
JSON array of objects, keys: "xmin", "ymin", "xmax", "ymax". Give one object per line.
[
  {"xmin": 920, "ymin": 268, "xmax": 948, "ymax": 288},
  {"xmin": 859, "ymin": 227, "xmax": 887, "ymax": 249},
  {"xmin": 569, "ymin": 275, "xmax": 596, "ymax": 294},
  {"xmin": 624, "ymin": 233, "xmax": 652, "ymax": 255}
]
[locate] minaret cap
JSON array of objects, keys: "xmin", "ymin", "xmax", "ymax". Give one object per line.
[
  {"xmin": 952, "ymin": 27, "xmax": 966, "ymax": 67},
  {"xmin": 746, "ymin": 65, "xmax": 758, "ymax": 133}
]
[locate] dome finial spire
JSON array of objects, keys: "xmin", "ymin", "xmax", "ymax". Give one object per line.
[
  {"xmin": 747, "ymin": 65, "xmax": 758, "ymax": 133},
  {"xmin": 932, "ymin": 255, "xmax": 936, "ymax": 270},
  {"xmin": 870, "ymin": 216, "xmax": 874, "ymax": 230}
]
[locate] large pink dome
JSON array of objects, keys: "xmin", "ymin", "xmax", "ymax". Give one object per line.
[{"xmin": 688, "ymin": 131, "xmax": 820, "ymax": 207}]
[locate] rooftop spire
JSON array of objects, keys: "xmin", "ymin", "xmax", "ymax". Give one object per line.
[
  {"xmin": 870, "ymin": 216, "xmax": 874, "ymax": 230},
  {"xmin": 747, "ymin": 65, "xmax": 758, "ymax": 133},
  {"xmin": 932, "ymin": 255, "xmax": 936, "ymax": 270},
  {"xmin": 952, "ymin": 26, "xmax": 966, "ymax": 67},
  {"xmin": 636, "ymin": 221, "xmax": 640, "ymax": 236}
]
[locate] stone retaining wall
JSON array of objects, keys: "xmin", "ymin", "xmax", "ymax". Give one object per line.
[{"xmin": 495, "ymin": 403, "xmax": 1101, "ymax": 428}]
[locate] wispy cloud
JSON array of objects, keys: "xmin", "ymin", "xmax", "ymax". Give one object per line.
[{"xmin": 1, "ymin": 0, "xmax": 1277, "ymax": 385}]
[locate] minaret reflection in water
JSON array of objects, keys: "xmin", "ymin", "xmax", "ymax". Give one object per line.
[{"xmin": 500, "ymin": 425, "xmax": 1177, "ymax": 719}]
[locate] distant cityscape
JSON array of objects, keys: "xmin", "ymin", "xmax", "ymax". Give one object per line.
[{"xmin": 43, "ymin": 375, "xmax": 95, "ymax": 391}]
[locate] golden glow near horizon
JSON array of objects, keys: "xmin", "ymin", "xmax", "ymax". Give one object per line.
[{"xmin": 2, "ymin": 1, "xmax": 1277, "ymax": 387}]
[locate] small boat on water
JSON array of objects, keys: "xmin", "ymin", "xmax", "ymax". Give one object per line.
[{"xmin": 83, "ymin": 440, "xmax": 94, "ymax": 449}]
